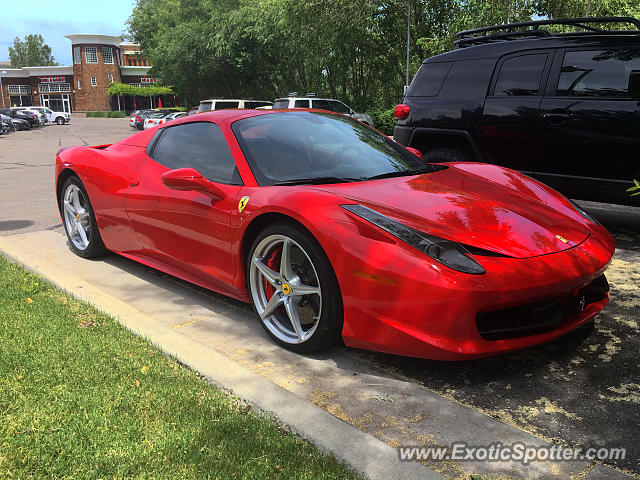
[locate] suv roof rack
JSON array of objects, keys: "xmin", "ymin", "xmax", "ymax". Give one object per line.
[{"xmin": 454, "ymin": 16, "xmax": 640, "ymax": 49}]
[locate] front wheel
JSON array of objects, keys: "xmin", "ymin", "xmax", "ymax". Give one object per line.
[
  {"xmin": 60, "ymin": 176, "xmax": 108, "ymax": 258},
  {"xmin": 247, "ymin": 223, "xmax": 342, "ymax": 353},
  {"xmin": 56, "ymin": 117, "xmax": 65, "ymax": 125}
]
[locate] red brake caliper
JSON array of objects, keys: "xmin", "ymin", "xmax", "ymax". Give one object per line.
[{"xmin": 263, "ymin": 247, "xmax": 282, "ymax": 300}]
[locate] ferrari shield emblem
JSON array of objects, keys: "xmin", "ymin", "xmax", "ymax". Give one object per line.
[
  {"xmin": 555, "ymin": 234, "xmax": 569, "ymax": 244},
  {"xmin": 238, "ymin": 196, "xmax": 250, "ymax": 213}
]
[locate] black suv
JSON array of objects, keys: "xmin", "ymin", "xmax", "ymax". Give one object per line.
[{"xmin": 394, "ymin": 17, "xmax": 640, "ymax": 206}]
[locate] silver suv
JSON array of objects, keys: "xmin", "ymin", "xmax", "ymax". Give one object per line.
[{"xmin": 273, "ymin": 95, "xmax": 374, "ymax": 127}]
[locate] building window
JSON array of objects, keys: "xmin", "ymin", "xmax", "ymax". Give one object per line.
[
  {"xmin": 39, "ymin": 83, "xmax": 71, "ymax": 93},
  {"xmin": 101, "ymin": 47, "xmax": 114, "ymax": 64},
  {"xmin": 129, "ymin": 83, "xmax": 143, "ymax": 88},
  {"xmin": 78, "ymin": 80, "xmax": 81, "ymax": 89},
  {"xmin": 85, "ymin": 46, "xmax": 98, "ymax": 63},
  {"xmin": 73, "ymin": 47, "xmax": 81, "ymax": 64},
  {"xmin": 8, "ymin": 85, "xmax": 30, "ymax": 95},
  {"xmin": 108, "ymin": 73, "xmax": 113, "ymax": 83},
  {"xmin": 91, "ymin": 77, "xmax": 97, "ymax": 87}
]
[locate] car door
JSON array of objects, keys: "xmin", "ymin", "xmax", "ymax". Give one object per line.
[
  {"xmin": 537, "ymin": 47, "xmax": 640, "ymax": 203},
  {"xmin": 126, "ymin": 121, "xmax": 244, "ymax": 291},
  {"xmin": 479, "ymin": 51, "xmax": 552, "ymax": 175}
]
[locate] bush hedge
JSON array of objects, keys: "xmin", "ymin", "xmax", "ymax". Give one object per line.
[
  {"xmin": 85, "ymin": 111, "xmax": 126, "ymax": 118},
  {"xmin": 367, "ymin": 107, "xmax": 396, "ymax": 136}
]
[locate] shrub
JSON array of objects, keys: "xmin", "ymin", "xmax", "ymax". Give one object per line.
[
  {"xmin": 107, "ymin": 111, "xmax": 126, "ymax": 118},
  {"xmin": 367, "ymin": 107, "xmax": 396, "ymax": 136},
  {"xmin": 86, "ymin": 111, "xmax": 108, "ymax": 118}
]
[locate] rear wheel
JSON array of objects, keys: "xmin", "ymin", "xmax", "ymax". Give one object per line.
[
  {"xmin": 60, "ymin": 176, "xmax": 108, "ymax": 258},
  {"xmin": 422, "ymin": 148, "xmax": 471, "ymax": 163},
  {"xmin": 247, "ymin": 223, "xmax": 342, "ymax": 353}
]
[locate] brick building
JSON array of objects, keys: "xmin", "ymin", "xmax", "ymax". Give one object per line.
[{"xmin": 0, "ymin": 34, "xmax": 154, "ymax": 113}]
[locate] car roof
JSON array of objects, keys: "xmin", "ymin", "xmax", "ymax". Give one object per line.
[
  {"xmin": 275, "ymin": 97, "xmax": 342, "ymax": 102},
  {"xmin": 425, "ymin": 33, "xmax": 640, "ymax": 63},
  {"xmin": 199, "ymin": 99, "xmax": 273, "ymax": 103}
]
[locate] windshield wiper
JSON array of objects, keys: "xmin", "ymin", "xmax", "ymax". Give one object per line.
[
  {"xmin": 365, "ymin": 167, "xmax": 434, "ymax": 181},
  {"xmin": 274, "ymin": 176, "xmax": 360, "ymax": 186}
]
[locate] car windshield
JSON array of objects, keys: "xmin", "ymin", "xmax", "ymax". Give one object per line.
[{"xmin": 232, "ymin": 111, "xmax": 433, "ymax": 186}]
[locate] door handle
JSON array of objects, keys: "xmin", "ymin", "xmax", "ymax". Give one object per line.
[{"xmin": 542, "ymin": 111, "xmax": 572, "ymax": 125}]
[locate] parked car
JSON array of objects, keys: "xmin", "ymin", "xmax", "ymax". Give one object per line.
[
  {"xmin": 133, "ymin": 109, "xmax": 180, "ymax": 130},
  {"xmin": 393, "ymin": 16, "xmax": 640, "ymax": 206},
  {"xmin": 0, "ymin": 113, "xmax": 16, "ymax": 132},
  {"xmin": 55, "ymin": 109, "xmax": 614, "ymax": 360},
  {"xmin": 0, "ymin": 108, "xmax": 39, "ymax": 127},
  {"xmin": 197, "ymin": 99, "xmax": 273, "ymax": 113},
  {"xmin": 0, "ymin": 117, "xmax": 10, "ymax": 135},
  {"xmin": 143, "ymin": 111, "xmax": 185, "ymax": 129},
  {"xmin": 0, "ymin": 113, "xmax": 29, "ymax": 131},
  {"xmin": 24, "ymin": 106, "xmax": 70, "ymax": 125},
  {"xmin": 16, "ymin": 108, "xmax": 47, "ymax": 125},
  {"xmin": 273, "ymin": 95, "xmax": 374, "ymax": 126}
]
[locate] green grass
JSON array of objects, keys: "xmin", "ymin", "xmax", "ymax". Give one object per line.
[{"xmin": 0, "ymin": 256, "xmax": 362, "ymax": 479}]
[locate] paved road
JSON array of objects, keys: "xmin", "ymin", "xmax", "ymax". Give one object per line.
[
  {"xmin": 1, "ymin": 118, "xmax": 638, "ymax": 475},
  {"xmin": 0, "ymin": 117, "xmax": 133, "ymax": 236}
]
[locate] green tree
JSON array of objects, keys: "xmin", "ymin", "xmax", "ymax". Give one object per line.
[{"xmin": 8, "ymin": 34, "xmax": 58, "ymax": 68}]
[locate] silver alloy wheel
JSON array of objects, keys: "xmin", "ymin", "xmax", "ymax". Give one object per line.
[
  {"xmin": 249, "ymin": 234, "xmax": 322, "ymax": 344},
  {"xmin": 62, "ymin": 183, "xmax": 91, "ymax": 251}
]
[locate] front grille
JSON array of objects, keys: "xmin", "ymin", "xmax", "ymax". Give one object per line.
[{"xmin": 476, "ymin": 274, "xmax": 608, "ymax": 341}]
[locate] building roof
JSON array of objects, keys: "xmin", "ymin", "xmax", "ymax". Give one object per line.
[
  {"xmin": 65, "ymin": 34, "xmax": 123, "ymax": 46},
  {"xmin": 0, "ymin": 66, "xmax": 73, "ymax": 78}
]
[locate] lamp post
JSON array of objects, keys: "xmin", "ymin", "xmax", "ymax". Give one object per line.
[
  {"xmin": 405, "ymin": 1, "xmax": 411, "ymax": 94},
  {"xmin": 0, "ymin": 71, "xmax": 6, "ymax": 108}
]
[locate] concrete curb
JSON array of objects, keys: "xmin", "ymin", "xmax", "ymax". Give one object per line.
[{"xmin": 0, "ymin": 235, "xmax": 445, "ymax": 480}]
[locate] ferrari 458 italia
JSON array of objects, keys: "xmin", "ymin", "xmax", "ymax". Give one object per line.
[{"xmin": 55, "ymin": 109, "xmax": 615, "ymax": 360}]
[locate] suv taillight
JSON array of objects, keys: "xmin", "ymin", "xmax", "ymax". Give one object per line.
[{"xmin": 394, "ymin": 104, "xmax": 410, "ymax": 120}]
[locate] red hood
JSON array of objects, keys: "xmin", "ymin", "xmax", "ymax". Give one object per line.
[{"xmin": 313, "ymin": 165, "xmax": 590, "ymax": 259}]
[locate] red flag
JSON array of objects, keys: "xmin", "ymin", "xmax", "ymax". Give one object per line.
[
  {"xmin": 157, "ymin": 98, "xmax": 162, "ymax": 108},
  {"xmin": 134, "ymin": 100, "xmax": 137, "ymax": 109}
]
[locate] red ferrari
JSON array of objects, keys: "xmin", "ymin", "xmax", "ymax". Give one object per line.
[{"xmin": 55, "ymin": 109, "xmax": 615, "ymax": 360}]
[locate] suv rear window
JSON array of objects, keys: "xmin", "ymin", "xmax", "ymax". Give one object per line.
[
  {"xmin": 215, "ymin": 101, "xmax": 239, "ymax": 109},
  {"xmin": 244, "ymin": 101, "xmax": 272, "ymax": 109},
  {"xmin": 273, "ymin": 99, "xmax": 289, "ymax": 109},
  {"xmin": 406, "ymin": 62, "xmax": 453, "ymax": 96},
  {"xmin": 198, "ymin": 102, "xmax": 212, "ymax": 113},
  {"xmin": 494, "ymin": 54, "xmax": 547, "ymax": 96},
  {"xmin": 557, "ymin": 49, "xmax": 640, "ymax": 97}
]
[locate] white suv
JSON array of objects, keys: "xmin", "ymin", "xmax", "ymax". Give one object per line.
[
  {"xmin": 272, "ymin": 96, "xmax": 374, "ymax": 127},
  {"xmin": 197, "ymin": 99, "xmax": 273, "ymax": 113},
  {"xmin": 24, "ymin": 107, "xmax": 70, "ymax": 125}
]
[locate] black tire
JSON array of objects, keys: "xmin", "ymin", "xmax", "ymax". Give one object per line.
[
  {"xmin": 60, "ymin": 176, "xmax": 108, "ymax": 258},
  {"xmin": 56, "ymin": 117, "xmax": 65, "ymax": 125},
  {"xmin": 422, "ymin": 148, "xmax": 472, "ymax": 163},
  {"xmin": 247, "ymin": 222, "xmax": 343, "ymax": 353}
]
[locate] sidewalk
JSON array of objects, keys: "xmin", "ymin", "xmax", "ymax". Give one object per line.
[{"xmin": 0, "ymin": 230, "xmax": 633, "ymax": 480}]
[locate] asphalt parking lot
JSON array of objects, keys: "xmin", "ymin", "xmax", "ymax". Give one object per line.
[{"xmin": 1, "ymin": 117, "xmax": 638, "ymax": 476}]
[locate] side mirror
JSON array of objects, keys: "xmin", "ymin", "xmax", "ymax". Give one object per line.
[
  {"xmin": 628, "ymin": 70, "xmax": 640, "ymax": 99},
  {"xmin": 405, "ymin": 147, "xmax": 423, "ymax": 159},
  {"xmin": 161, "ymin": 168, "xmax": 226, "ymax": 201}
]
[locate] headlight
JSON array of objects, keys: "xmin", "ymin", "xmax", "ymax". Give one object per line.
[
  {"xmin": 568, "ymin": 199, "xmax": 599, "ymax": 225},
  {"xmin": 341, "ymin": 204, "xmax": 485, "ymax": 275}
]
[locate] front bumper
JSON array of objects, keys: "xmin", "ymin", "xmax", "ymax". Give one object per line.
[{"xmin": 334, "ymin": 222, "xmax": 615, "ymax": 360}]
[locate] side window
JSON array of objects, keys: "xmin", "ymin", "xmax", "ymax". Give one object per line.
[
  {"xmin": 557, "ymin": 49, "xmax": 640, "ymax": 97},
  {"xmin": 311, "ymin": 99, "xmax": 331, "ymax": 110},
  {"xmin": 494, "ymin": 54, "xmax": 547, "ymax": 96},
  {"xmin": 214, "ymin": 101, "xmax": 239, "ymax": 110},
  {"xmin": 329, "ymin": 101, "xmax": 351, "ymax": 114},
  {"xmin": 293, "ymin": 99, "xmax": 310, "ymax": 108},
  {"xmin": 151, "ymin": 122, "xmax": 241, "ymax": 185},
  {"xmin": 407, "ymin": 61, "xmax": 453, "ymax": 96}
]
